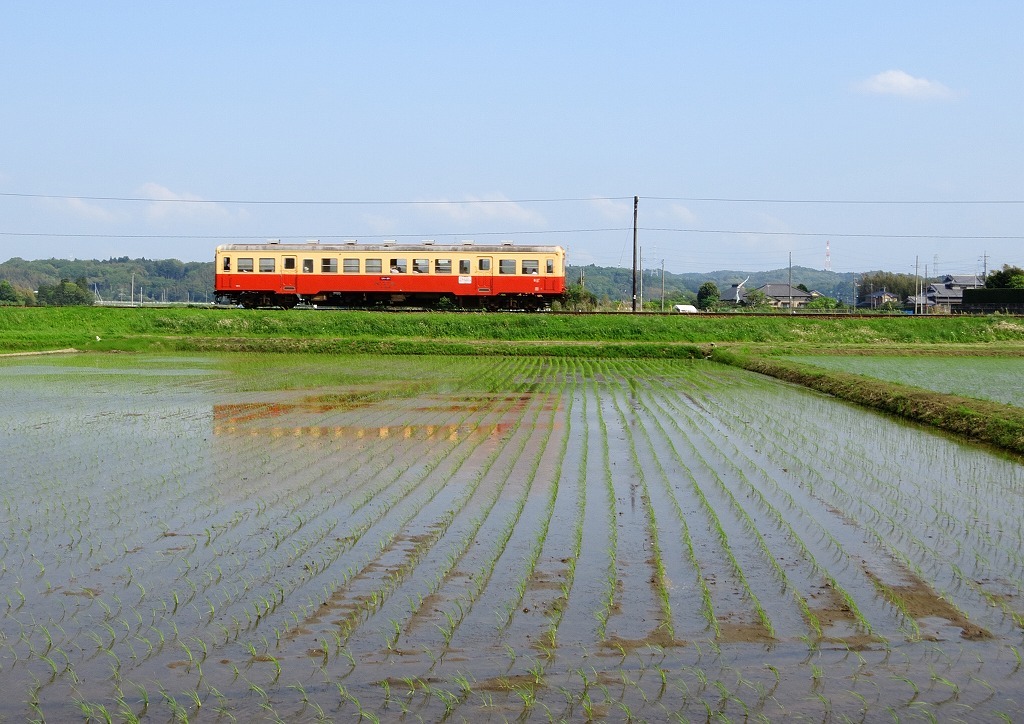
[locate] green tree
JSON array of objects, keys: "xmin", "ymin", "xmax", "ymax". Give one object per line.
[
  {"xmin": 985, "ymin": 264, "xmax": 1024, "ymax": 289},
  {"xmin": 696, "ymin": 281, "xmax": 720, "ymax": 310},
  {"xmin": 559, "ymin": 283, "xmax": 598, "ymax": 311},
  {"xmin": 0, "ymin": 280, "xmax": 19, "ymax": 304},
  {"xmin": 804, "ymin": 295, "xmax": 840, "ymax": 310},
  {"xmin": 742, "ymin": 288, "xmax": 771, "ymax": 309},
  {"xmin": 857, "ymin": 271, "xmax": 919, "ymax": 306},
  {"xmin": 36, "ymin": 278, "xmax": 94, "ymax": 306}
]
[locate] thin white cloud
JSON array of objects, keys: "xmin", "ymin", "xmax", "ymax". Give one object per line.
[
  {"xmin": 667, "ymin": 203, "xmax": 697, "ymax": 224},
  {"xmin": 138, "ymin": 182, "xmax": 234, "ymax": 222},
  {"xmin": 420, "ymin": 194, "xmax": 545, "ymax": 226},
  {"xmin": 62, "ymin": 196, "xmax": 120, "ymax": 222},
  {"xmin": 855, "ymin": 69, "xmax": 955, "ymax": 100},
  {"xmin": 590, "ymin": 197, "xmax": 632, "ymax": 221}
]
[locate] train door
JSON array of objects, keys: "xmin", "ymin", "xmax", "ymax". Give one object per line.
[
  {"xmin": 476, "ymin": 256, "xmax": 493, "ymax": 294},
  {"xmin": 281, "ymin": 256, "xmax": 298, "ymax": 294}
]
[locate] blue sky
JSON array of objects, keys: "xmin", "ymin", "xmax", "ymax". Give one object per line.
[{"xmin": 1, "ymin": 2, "xmax": 1021, "ymax": 275}]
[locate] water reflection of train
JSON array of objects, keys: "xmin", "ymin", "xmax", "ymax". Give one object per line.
[{"xmin": 214, "ymin": 241, "xmax": 566, "ymax": 310}]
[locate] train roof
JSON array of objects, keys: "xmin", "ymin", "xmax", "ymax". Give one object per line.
[{"xmin": 215, "ymin": 242, "xmax": 565, "ymax": 254}]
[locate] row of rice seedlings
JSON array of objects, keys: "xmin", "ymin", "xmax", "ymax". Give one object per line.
[
  {"xmin": 375, "ymin": 366, "xmax": 555, "ymax": 660},
  {"xmin": 637, "ymin": 365, "xmax": 876, "ymax": 639},
  {"xmin": 491, "ymin": 369, "xmax": 573, "ymax": 633},
  {"xmin": 1, "ymin": 359, "xmax": 488, "ymax": 718},
  {"xmin": 252, "ymin": 378, "xmax": 531, "ymax": 640},
  {"xmin": 602, "ymin": 366, "xmax": 675, "ymax": 637},
  {"xmin": 411, "ymin": 389, "xmax": 561, "ymax": 696},
  {"xmin": 686, "ymin": 367, "xmax": 937, "ymax": 639},
  {"xmin": 183, "ymin": 358, "xmax": 524, "ymax": 644},
  {"xmin": 656, "ymin": 376, "xmax": 875, "ymax": 638},
  {"xmin": 605, "ymin": 373, "xmax": 719, "ymax": 639},
  {"xmin": 514, "ymin": 360, "xmax": 587, "ymax": 654},
  {"xmin": 639, "ymin": 397, "xmax": 776, "ymax": 639},
  {"xmin": 757, "ymin": 399, "xmax": 1004, "ymax": 635},
  {"xmin": 694, "ymin": 367, "xmax": 1010, "ymax": 638},
  {"xmin": 589, "ymin": 364, "xmax": 620, "ymax": 641},
  {"xmin": 290, "ymin": 357, "xmax": 544, "ymax": 655}
]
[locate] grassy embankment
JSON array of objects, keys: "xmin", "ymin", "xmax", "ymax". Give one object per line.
[{"xmin": 4, "ymin": 306, "xmax": 1024, "ymax": 454}]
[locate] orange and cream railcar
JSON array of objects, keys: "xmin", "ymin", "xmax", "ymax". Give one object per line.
[{"xmin": 214, "ymin": 241, "xmax": 566, "ymax": 310}]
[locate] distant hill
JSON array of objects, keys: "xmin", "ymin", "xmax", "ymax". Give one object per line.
[
  {"xmin": 0, "ymin": 257, "xmax": 215, "ymax": 303},
  {"xmin": 568, "ymin": 264, "xmax": 857, "ymax": 306},
  {"xmin": 0, "ymin": 256, "xmax": 857, "ymax": 305}
]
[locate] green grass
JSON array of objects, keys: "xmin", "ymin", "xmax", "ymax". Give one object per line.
[{"xmin": 3, "ymin": 307, "xmax": 1024, "ymax": 355}]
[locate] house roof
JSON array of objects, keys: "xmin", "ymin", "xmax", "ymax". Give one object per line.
[
  {"xmin": 755, "ymin": 284, "xmax": 813, "ymax": 300},
  {"xmin": 719, "ymin": 283, "xmax": 812, "ymax": 303},
  {"xmin": 943, "ymin": 274, "xmax": 983, "ymax": 288},
  {"xmin": 927, "ymin": 283, "xmax": 965, "ymax": 303}
]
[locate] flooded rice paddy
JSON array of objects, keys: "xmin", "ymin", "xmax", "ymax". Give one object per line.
[
  {"xmin": 788, "ymin": 355, "xmax": 1024, "ymax": 407},
  {"xmin": 2, "ymin": 352, "xmax": 1024, "ymax": 721}
]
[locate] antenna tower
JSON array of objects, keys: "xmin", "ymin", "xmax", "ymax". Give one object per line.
[{"xmin": 825, "ymin": 240, "xmax": 831, "ymax": 272}]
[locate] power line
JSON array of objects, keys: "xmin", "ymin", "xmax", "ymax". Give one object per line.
[
  {"xmin": 2, "ymin": 226, "xmax": 1021, "ymax": 241},
  {"xmin": 3, "ymin": 191, "xmax": 1023, "ymax": 205},
  {"xmin": 0, "ymin": 192, "xmax": 633, "ymax": 205},
  {"xmin": 641, "ymin": 227, "xmax": 1024, "ymax": 240},
  {"xmin": 641, "ymin": 195, "xmax": 1024, "ymax": 205},
  {"xmin": 0, "ymin": 228, "xmax": 631, "ymax": 239}
]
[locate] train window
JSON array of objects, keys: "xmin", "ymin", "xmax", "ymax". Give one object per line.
[
  {"xmin": 365, "ymin": 258, "xmax": 383, "ymax": 273},
  {"xmin": 302, "ymin": 259, "xmax": 314, "ymax": 273},
  {"xmin": 259, "ymin": 258, "xmax": 276, "ymax": 273},
  {"xmin": 499, "ymin": 259, "xmax": 516, "ymax": 275},
  {"xmin": 522, "ymin": 260, "xmax": 539, "ymax": 275},
  {"xmin": 284, "ymin": 257, "xmax": 296, "ymax": 271},
  {"xmin": 478, "ymin": 258, "xmax": 491, "ymax": 272},
  {"xmin": 321, "ymin": 258, "xmax": 338, "ymax": 273},
  {"xmin": 434, "ymin": 259, "xmax": 452, "ymax": 274},
  {"xmin": 222, "ymin": 256, "xmax": 231, "ymax": 271},
  {"xmin": 412, "ymin": 259, "xmax": 429, "ymax": 274},
  {"xmin": 459, "ymin": 259, "xmax": 471, "ymax": 274},
  {"xmin": 389, "ymin": 258, "xmax": 406, "ymax": 273},
  {"xmin": 237, "ymin": 258, "xmax": 254, "ymax": 272},
  {"xmin": 343, "ymin": 258, "xmax": 360, "ymax": 273},
  {"xmin": 546, "ymin": 259, "xmax": 554, "ymax": 274}
]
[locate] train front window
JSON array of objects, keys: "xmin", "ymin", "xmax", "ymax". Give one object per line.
[
  {"xmin": 343, "ymin": 258, "xmax": 360, "ymax": 273},
  {"xmin": 389, "ymin": 258, "xmax": 406, "ymax": 273},
  {"xmin": 459, "ymin": 259, "xmax": 471, "ymax": 274},
  {"xmin": 222, "ymin": 256, "xmax": 231, "ymax": 271},
  {"xmin": 546, "ymin": 259, "xmax": 555, "ymax": 274},
  {"xmin": 302, "ymin": 259, "xmax": 314, "ymax": 273},
  {"xmin": 499, "ymin": 259, "xmax": 516, "ymax": 275},
  {"xmin": 237, "ymin": 258, "xmax": 254, "ymax": 272},
  {"xmin": 321, "ymin": 258, "xmax": 338, "ymax": 273},
  {"xmin": 434, "ymin": 259, "xmax": 452, "ymax": 274},
  {"xmin": 259, "ymin": 258, "xmax": 276, "ymax": 273},
  {"xmin": 365, "ymin": 258, "xmax": 382, "ymax": 273},
  {"xmin": 522, "ymin": 260, "xmax": 539, "ymax": 275}
]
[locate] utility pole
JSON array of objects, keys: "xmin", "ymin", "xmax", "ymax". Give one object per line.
[
  {"xmin": 639, "ymin": 245, "xmax": 643, "ymax": 311},
  {"xmin": 661, "ymin": 259, "xmax": 665, "ymax": 312},
  {"xmin": 788, "ymin": 252, "xmax": 793, "ymax": 313},
  {"xmin": 626, "ymin": 196, "xmax": 634, "ymax": 313}
]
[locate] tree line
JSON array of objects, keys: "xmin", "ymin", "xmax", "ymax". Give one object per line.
[{"xmin": 1, "ymin": 255, "xmax": 1017, "ymax": 308}]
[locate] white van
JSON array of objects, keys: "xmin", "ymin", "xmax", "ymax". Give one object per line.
[{"xmin": 672, "ymin": 304, "xmax": 699, "ymax": 314}]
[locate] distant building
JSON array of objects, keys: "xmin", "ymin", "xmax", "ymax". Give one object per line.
[
  {"xmin": 861, "ymin": 289, "xmax": 900, "ymax": 308},
  {"xmin": 925, "ymin": 274, "xmax": 984, "ymax": 312},
  {"xmin": 720, "ymin": 283, "xmax": 813, "ymax": 309}
]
